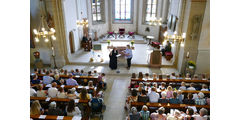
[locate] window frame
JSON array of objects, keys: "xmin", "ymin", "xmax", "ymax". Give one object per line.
[
  {"xmin": 142, "ymin": 0, "xmax": 158, "ymax": 25},
  {"xmin": 91, "ymin": 0, "xmax": 105, "ymax": 25},
  {"xmin": 112, "ymin": 0, "xmax": 134, "ymax": 24}
]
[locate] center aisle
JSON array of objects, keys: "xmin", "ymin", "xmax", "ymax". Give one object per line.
[{"xmin": 103, "ymin": 76, "xmax": 130, "ymax": 120}]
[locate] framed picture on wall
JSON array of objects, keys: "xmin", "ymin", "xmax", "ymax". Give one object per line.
[{"xmin": 167, "ymin": 15, "xmax": 173, "ymax": 29}]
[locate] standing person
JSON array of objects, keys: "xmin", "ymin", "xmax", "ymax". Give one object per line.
[
  {"xmin": 123, "ymin": 45, "xmax": 133, "ymax": 70},
  {"xmin": 109, "ymin": 47, "xmax": 118, "ymax": 70}
]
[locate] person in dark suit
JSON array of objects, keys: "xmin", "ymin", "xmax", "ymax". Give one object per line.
[
  {"xmin": 109, "ymin": 47, "xmax": 118, "ymax": 70},
  {"xmin": 161, "ymin": 41, "xmax": 172, "ymax": 56}
]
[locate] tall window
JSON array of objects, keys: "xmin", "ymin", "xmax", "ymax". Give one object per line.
[
  {"xmin": 145, "ymin": 0, "xmax": 157, "ymax": 22},
  {"xmin": 92, "ymin": 0, "xmax": 102, "ymax": 22},
  {"xmin": 114, "ymin": 0, "xmax": 132, "ymax": 21}
]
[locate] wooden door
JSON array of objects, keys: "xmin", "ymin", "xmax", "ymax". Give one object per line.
[{"xmin": 69, "ymin": 31, "xmax": 75, "ymax": 53}]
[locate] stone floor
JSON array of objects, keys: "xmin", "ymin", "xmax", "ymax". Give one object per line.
[{"xmin": 68, "ymin": 42, "xmax": 176, "ymax": 66}]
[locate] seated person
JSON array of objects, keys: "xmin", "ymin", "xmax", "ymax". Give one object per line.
[
  {"xmin": 88, "ymin": 71, "xmax": 92, "ymax": 76},
  {"xmin": 185, "ymin": 73, "xmax": 191, "ymax": 80},
  {"xmin": 153, "ymin": 82, "xmax": 158, "ymax": 88},
  {"xmin": 201, "ymin": 74, "xmax": 208, "ymax": 80},
  {"xmin": 70, "ymin": 69, "xmax": 75, "ymax": 75},
  {"xmin": 138, "ymin": 72, "xmax": 143, "ymax": 79},
  {"xmin": 148, "ymin": 87, "xmax": 160, "ymax": 103},
  {"xmin": 139, "ymin": 105, "xmax": 150, "ymax": 120},
  {"xmin": 184, "ymin": 108, "xmax": 195, "ymax": 120},
  {"xmin": 161, "ymin": 41, "xmax": 172, "ymax": 56},
  {"xmin": 80, "ymin": 70, "xmax": 86, "ymax": 76},
  {"xmin": 144, "ymin": 73, "xmax": 150, "ymax": 80},
  {"xmin": 145, "ymin": 83, "xmax": 152, "ymax": 93},
  {"xmin": 79, "ymin": 88, "xmax": 91, "ymax": 100},
  {"xmin": 66, "ymin": 74, "xmax": 78, "ymax": 86},
  {"xmin": 75, "ymin": 69, "xmax": 80, "ymax": 75},
  {"xmin": 138, "ymin": 89, "xmax": 149, "ymax": 103},
  {"xmin": 137, "ymin": 82, "xmax": 145, "ymax": 92},
  {"xmin": 201, "ymin": 84, "xmax": 209, "ymax": 91},
  {"xmin": 36, "ymin": 84, "xmax": 47, "ymax": 97},
  {"xmin": 43, "ymin": 71, "xmax": 54, "ymax": 85},
  {"xmin": 57, "ymin": 87, "xmax": 67, "ymax": 98},
  {"xmin": 192, "ymin": 74, "xmax": 199, "ymax": 80},
  {"xmin": 59, "ymin": 69, "xmax": 64, "ymax": 75},
  {"xmin": 127, "ymin": 107, "xmax": 140, "ymax": 120},
  {"xmin": 30, "ymin": 86, "xmax": 37, "ymax": 97},
  {"xmin": 187, "ymin": 83, "xmax": 196, "ymax": 91},
  {"xmin": 97, "ymin": 73, "xmax": 107, "ymax": 90},
  {"xmin": 31, "ymin": 75, "xmax": 41, "ymax": 84},
  {"xmin": 166, "ymin": 74, "xmax": 171, "ymax": 80},
  {"xmin": 30, "ymin": 100, "xmax": 43, "ymax": 115},
  {"xmin": 88, "ymin": 81, "xmax": 95, "ymax": 94},
  {"xmin": 125, "ymin": 89, "xmax": 138, "ymax": 110},
  {"xmin": 64, "ymin": 70, "xmax": 69, "ymax": 76},
  {"xmin": 177, "ymin": 90, "xmax": 183, "ymax": 103},
  {"xmin": 152, "ymin": 73, "xmax": 157, "ymax": 80},
  {"xmin": 47, "ymin": 101, "xmax": 65, "ymax": 116},
  {"xmin": 150, "ymin": 107, "xmax": 167, "ymax": 120},
  {"xmin": 167, "ymin": 109, "xmax": 183, "ymax": 120},
  {"xmin": 176, "ymin": 74, "xmax": 183, "ymax": 79},
  {"xmin": 67, "ymin": 89, "xmax": 77, "ymax": 99},
  {"xmin": 48, "ymin": 82, "xmax": 58, "ymax": 98},
  {"xmin": 158, "ymin": 91, "xmax": 168, "ymax": 103},
  {"xmin": 166, "ymin": 86, "xmax": 174, "ymax": 99},
  {"xmin": 183, "ymin": 93, "xmax": 195, "ymax": 105},
  {"xmin": 169, "ymin": 91, "xmax": 181, "ymax": 104},
  {"xmin": 131, "ymin": 73, "xmax": 136, "ymax": 79},
  {"xmin": 59, "ymin": 79, "xmax": 66, "ymax": 85},
  {"xmin": 159, "ymin": 82, "xmax": 166, "ymax": 91},
  {"xmin": 179, "ymin": 82, "xmax": 187, "ymax": 90},
  {"xmin": 52, "ymin": 74, "xmax": 61, "ymax": 85},
  {"xmin": 193, "ymin": 108, "xmax": 209, "ymax": 120},
  {"xmin": 82, "ymin": 34, "xmax": 88, "ymax": 43},
  {"xmin": 93, "ymin": 70, "xmax": 98, "ymax": 76},
  {"xmin": 170, "ymin": 72, "xmax": 176, "ymax": 79},
  {"xmin": 65, "ymin": 99, "xmax": 81, "ymax": 117},
  {"xmin": 195, "ymin": 92, "xmax": 206, "ymax": 105}
]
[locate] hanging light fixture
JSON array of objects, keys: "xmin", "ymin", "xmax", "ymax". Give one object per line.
[
  {"xmin": 163, "ymin": 31, "xmax": 186, "ymax": 46},
  {"xmin": 149, "ymin": 17, "xmax": 162, "ymax": 26},
  {"xmin": 32, "ymin": 0, "xmax": 57, "ymax": 68},
  {"xmin": 32, "ymin": 0, "xmax": 56, "ymax": 43},
  {"xmin": 76, "ymin": 18, "xmax": 89, "ymax": 27}
]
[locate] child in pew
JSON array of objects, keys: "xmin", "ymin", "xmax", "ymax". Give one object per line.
[
  {"xmin": 201, "ymin": 84, "xmax": 209, "ymax": 91},
  {"xmin": 179, "ymin": 82, "xmax": 187, "ymax": 90},
  {"xmin": 185, "ymin": 73, "xmax": 191, "ymax": 80},
  {"xmin": 169, "ymin": 91, "xmax": 181, "ymax": 104},
  {"xmin": 187, "ymin": 83, "xmax": 196, "ymax": 91},
  {"xmin": 158, "ymin": 91, "xmax": 168, "ymax": 103},
  {"xmin": 183, "ymin": 93, "xmax": 195, "ymax": 105},
  {"xmin": 177, "ymin": 90, "xmax": 184, "ymax": 104},
  {"xmin": 166, "ymin": 86, "xmax": 174, "ymax": 99}
]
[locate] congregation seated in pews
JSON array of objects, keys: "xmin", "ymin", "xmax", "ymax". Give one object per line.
[
  {"xmin": 126, "ymin": 106, "xmax": 209, "ymax": 120},
  {"xmin": 30, "ymin": 68, "xmax": 106, "ymax": 119}
]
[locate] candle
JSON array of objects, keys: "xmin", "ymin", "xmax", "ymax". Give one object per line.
[
  {"xmin": 52, "ymin": 47, "xmax": 55, "ymax": 56},
  {"xmin": 186, "ymin": 52, "xmax": 189, "ymax": 58}
]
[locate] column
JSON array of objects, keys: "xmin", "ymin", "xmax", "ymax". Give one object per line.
[{"xmin": 162, "ymin": 0, "xmax": 170, "ymax": 23}]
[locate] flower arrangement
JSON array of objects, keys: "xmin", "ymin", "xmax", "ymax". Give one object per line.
[
  {"xmin": 130, "ymin": 40, "xmax": 135, "ymax": 46},
  {"xmin": 107, "ymin": 40, "xmax": 111, "ymax": 45},
  {"xmin": 188, "ymin": 61, "xmax": 196, "ymax": 68}
]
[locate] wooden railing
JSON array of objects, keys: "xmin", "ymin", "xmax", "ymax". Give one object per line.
[{"xmin": 131, "ymin": 78, "xmax": 210, "ymax": 84}]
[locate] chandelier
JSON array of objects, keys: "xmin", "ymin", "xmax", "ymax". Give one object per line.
[
  {"xmin": 76, "ymin": 18, "xmax": 89, "ymax": 27},
  {"xmin": 149, "ymin": 17, "xmax": 162, "ymax": 26},
  {"xmin": 32, "ymin": 0, "xmax": 56, "ymax": 43},
  {"xmin": 163, "ymin": 31, "xmax": 186, "ymax": 47}
]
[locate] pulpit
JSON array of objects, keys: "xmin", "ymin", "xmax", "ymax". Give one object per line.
[{"xmin": 149, "ymin": 50, "xmax": 162, "ymax": 67}]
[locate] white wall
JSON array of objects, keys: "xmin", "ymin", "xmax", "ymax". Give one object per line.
[
  {"xmin": 87, "ymin": 0, "xmax": 109, "ymax": 38},
  {"xmin": 62, "ymin": 0, "xmax": 82, "ymax": 54},
  {"xmin": 195, "ymin": 0, "xmax": 210, "ymax": 74}
]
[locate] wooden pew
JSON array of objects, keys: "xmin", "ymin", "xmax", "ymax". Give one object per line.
[
  {"xmin": 131, "ymin": 102, "xmax": 210, "ymax": 109},
  {"xmin": 30, "ymin": 115, "xmax": 73, "ymax": 120},
  {"xmin": 36, "ymin": 74, "xmax": 98, "ymax": 80},
  {"xmin": 131, "ymin": 78, "xmax": 210, "ymax": 84},
  {"xmin": 30, "ymin": 97, "xmax": 89, "ymax": 103},
  {"xmin": 130, "ymin": 88, "xmax": 210, "ymax": 94},
  {"xmin": 31, "ymin": 84, "xmax": 95, "ymax": 90}
]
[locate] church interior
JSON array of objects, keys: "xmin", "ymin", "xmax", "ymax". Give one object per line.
[{"xmin": 29, "ymin": 0, "xmax": 210, "ymax": 119}]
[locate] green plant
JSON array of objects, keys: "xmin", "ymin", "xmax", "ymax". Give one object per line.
[
  {"xmin": 107, "ymin": 40, "xmax": 110, "ymax": 45},
  {"xmin": 130, "ymin": 40, "xmax": 135, "ymax": 45},
  {"xmin": 188, "ymin": 61, "xmax": 196, "ymax": 67}
]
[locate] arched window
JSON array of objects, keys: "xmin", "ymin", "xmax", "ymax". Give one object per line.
[
  {"xmin": 144, "ymin": 0, "xmax": 157, "ymax": 24},
  {"xmin": 92, "ymin": 0, "xmax": 105, "ymax": 24},
  {"xmin": 113, "ymin": 0, "xmax": 133, "ymax": 23}
]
